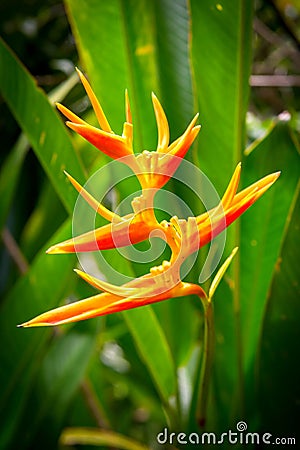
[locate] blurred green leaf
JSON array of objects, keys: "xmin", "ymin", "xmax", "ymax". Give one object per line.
[
  {"xmin": 61, "ymin": 427, "xmax": 150, "ymax": 450},
  {"xmin": 240, "ymin": 120, "xmax": 300, "ymax": 417},
  {"xmin": 0, "ymin": 221, "xmax": 75, "ymax": 449},
  {"xmin": 20, "ymin": 180, "xmax": 67, "ymax": 260},
  {"xmin": 0, "ymin": 38, "xmax": 85, "ymax": 214},
  {"xmin": 0, "ymin": 134, "xmax": 29, "ymax": 232},
  {"xmin": 0, "ymin": 70, "xmax": 79, "ymax": 237},
  {"xmin": 258, "ymin": 184, "xmax": 300, "ymax": 439},
  {"xmin": 8, "ymin": 329, "xmax": 97, "ymax": 450}
]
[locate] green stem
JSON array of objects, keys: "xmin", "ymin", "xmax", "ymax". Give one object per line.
[{"xmin": 197, "ymin": 297, "xmax": 215, "ymax": 429}]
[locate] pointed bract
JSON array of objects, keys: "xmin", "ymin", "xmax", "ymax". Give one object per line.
[
  {"xmin": 19, "ymin": 269, "xmax": 206, "ymax": 328},
  {"xmin": 75, "ymin": 68, "xmax": 112, "ymax": 133}
]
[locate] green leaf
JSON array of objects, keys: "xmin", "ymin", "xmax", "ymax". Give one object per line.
[
  {"xmin": 257, "ymin": 183, "xmax": 300, "ymax": 439},
  {"xmin": 153, "ymin": 0, "xmax": 195, "ymax": 138},
  {"xmin": 65, "ymin": 0, "xmax": 159, "ymax": 150},
  {"xmin": 0, "ymin": 134, "xmax": 29, "ymax": 232},
  {"xmin": 65, "ymin": 0, "xmax": 195, "ymax": 149},
  {"xmin": 210, "ymin": 120, "xmax": 299, "ymax": 430},
  {"xmin": 0, "ymin": 70, "xmax": 79, "ymax": 235},
  {"xmin": 240, "ymin": 121, "xmax": 300, "ymax": 416},
  {"xmin": 122, "ymin": 307, "xmax": 176, "ymax": 405},
  {"xmin": 0, "ymin": 38, "xmax": 85, "ymax": 214},
  {"xmin": 189, "ymin": 0, "xmax": 254, "ymax": 430},
  {"xmin": 190, "ymin": 0, "xmax": 253, "ymax": 189},
  {"xmin": 8, "ymin": 330, "xmax": 97, "ymax": 450},
  {"xmin": 0, "ymin": 220, "xmax": 75, "ymax": 448},
  {"xmin": 241, "ymin": 122, "xmax": 299, "ymax": 365},
  {"xmin": 20, "ymin": 180, "xmax": 67, "ymax": 260}
]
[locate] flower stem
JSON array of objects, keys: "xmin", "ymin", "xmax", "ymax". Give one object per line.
[{"xmin": 197, "ymin": 296, "xmax": 215, "ymax": 428}]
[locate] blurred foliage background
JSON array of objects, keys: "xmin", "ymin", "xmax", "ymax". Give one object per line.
[{"xmin": 0, "ymin": 1, "xmax": 300, "ymax": 449}]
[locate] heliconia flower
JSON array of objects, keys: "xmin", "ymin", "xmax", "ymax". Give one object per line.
[
  {"xmin": 191, "ymin": 164, "xmax": 281, "ymax": 254},
  {"xmin": 56, "ymin": 68, "xmax": 133, "ymax": 159},
  {"xmin": 19, "ymin": 166, "xmax": 280, "ymax": 328},
  {"xmin": 19, "ymin": 69, "xmax": 280, "ymax": 328},
  {"xmin": 131, "ymin": 107, "xmax": 200, "ymax": 189},
  {"xmin": 46, "ymin": 176, "xmax": 160, "ymax": 254},
  {"xmin": 56, "ymin": 69, "xmax": 200, "ymax": 190},
  {"xmin": 46, "ymin": 162, "xmax": 280, "ymax": 257},
  {"xmin": 18, "ymin": 261, "xmax": 206, "ymax": 327}
]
